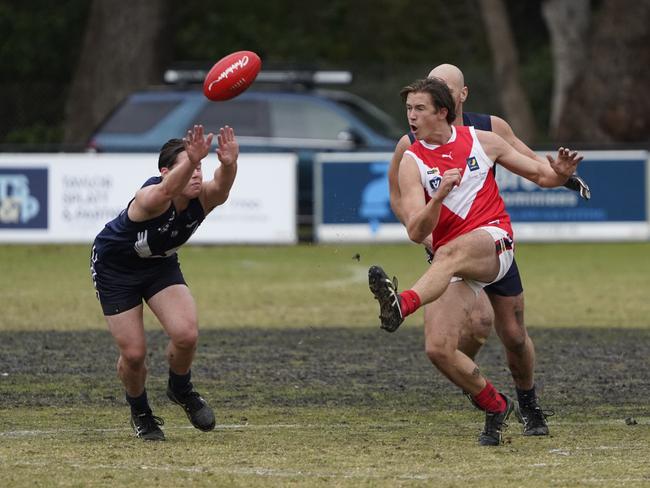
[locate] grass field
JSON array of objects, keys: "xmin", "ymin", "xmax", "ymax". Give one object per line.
[
  {"xmin": 1, "ymin": 243, "xmax": 649, "ymax": 487},
  {"xmin": 2, "ymin": 242, "xmax": 650, "ymax": 330}
]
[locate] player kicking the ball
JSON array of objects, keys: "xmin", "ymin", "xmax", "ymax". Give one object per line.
[
  {"xmin": 369, "ymin": 78, "xmax": 582, "ymax": 446},
  {"xmin": 389, "ymin": 64, "xmax": 583, "ymax": 437},
  {"xmin": 91, "ymin": 125, "xmax": 238, "ymax": 440}
]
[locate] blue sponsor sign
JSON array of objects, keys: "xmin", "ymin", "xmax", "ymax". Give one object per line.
[
  {"xmin": 316, "ymin": 151, "xmax": 649, "ymax": 242},
  {"xmin": 0, "ymin": 168, "xmax": 48, "ymax": 229},
  {"xmin": 321, "ymin": 160, "xmax": 397, "ymax": 232},
  {"xmin": 498, "ymin": 157, "xmax": 646, "ymax": 222}
]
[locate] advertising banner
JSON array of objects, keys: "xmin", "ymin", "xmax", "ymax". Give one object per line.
[
  {"xmin": 499, "ymin": 150, "xmax": 648, "ymax": 241},
  {"xmin": 0, "ymin": 167, "xmax": 48, "ymax": 229},
  {"xmin": 314, "ymin": 153, "xmax": 405, "ymax": 242},
  {"xmin": 314, "ymin": 150, "xmax": 649, "ymax": 243},
  {"xmin": 0, "ymin": 153, "xmax": 297, "ymax": 244}
]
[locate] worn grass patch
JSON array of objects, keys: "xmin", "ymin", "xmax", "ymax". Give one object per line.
[{"xmin": 1, "ymin": 327, "xmax": 649, "ymax": 487}]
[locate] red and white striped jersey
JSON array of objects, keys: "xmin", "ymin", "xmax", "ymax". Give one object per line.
[{"xmin": 404, "ymin": 125, "xmax": 512, "ymax": 250}]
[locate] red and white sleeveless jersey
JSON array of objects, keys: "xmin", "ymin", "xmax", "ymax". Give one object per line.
[{"xmin": 404, "ymin": 125, "xmax": 512, "ymax": 250}]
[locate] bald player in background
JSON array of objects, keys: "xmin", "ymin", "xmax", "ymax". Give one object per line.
[{"xmin": 387, "ymin": 64, "xmax": 590, "ymax": 436}]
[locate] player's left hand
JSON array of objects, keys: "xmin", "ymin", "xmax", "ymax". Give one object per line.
[
  {"xmin": 547, "ymin": 147, "xmax": 583, "ymax": 180},
  {"xmin": 216, "ymin": 126, "xmax": 239, "ymax": 167}
]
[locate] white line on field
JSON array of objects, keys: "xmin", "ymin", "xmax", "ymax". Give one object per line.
[
  {"xmin": 320, "ymin": 267, "xmax": 368, "ymax": 287},
  {"xmin": 1, "ymin": 417, "xmax": 646, "ymax": 438},
  {"xmin": 0, "ymin": 424, "xmax": 302, "ymax": 437}
]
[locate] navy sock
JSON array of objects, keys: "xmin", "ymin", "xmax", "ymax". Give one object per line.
[
  {"xmin": 126, "ymin": 390, "xmax": 151, "ymax": 415},
  {"xmin": 169, "ymin": 369, "xmax": 192, "ymax": 396},
  {"xmin": 516, "ymin": 386, "xmax": 537, "ymax": 408}
]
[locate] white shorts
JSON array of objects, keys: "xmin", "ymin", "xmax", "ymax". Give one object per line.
[{"xmin": 450, "ymin": 226, "xmax": 515, "ymax": 295}]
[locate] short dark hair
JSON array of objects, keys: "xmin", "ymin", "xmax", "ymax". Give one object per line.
[
  {"xmin": 400, "ymin": 78, "xmax": 456, "ymax": 124},
  {"xmin": 158, "ymin": 138, "xmax": 185, "ymax": 170}
]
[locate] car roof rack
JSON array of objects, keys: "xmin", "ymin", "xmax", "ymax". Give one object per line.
[{"xmin": 163, "ymin": 68, "xmax": 352, "ymax": 88}]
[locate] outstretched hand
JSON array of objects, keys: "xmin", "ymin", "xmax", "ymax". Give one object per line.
[
  {"xmin": 547, "ymin": 147, "xmax": 583, "ymax": 180},
  {"xmin": 216, "ymin": 126, "xmax": 239, "ymax": 167},
  {"xmin": 183, "ymin": 125, "xmax": 213, "ymax": 165}
]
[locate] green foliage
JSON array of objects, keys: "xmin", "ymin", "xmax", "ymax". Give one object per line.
[
  {"xmin": 171, "ymin": 0, "xmax": 496, "ymax": 123},
  {"xmin": 172, "ymin": 0, "xmax": 491, "ymax": 65},
  {"xmin": 0, "ymin": 1, "xmax": 90, "ymax": 82},
  {"xmin": 3, "ymin": 123, "xmax": 63, "ymax": 144},
  {"xmin": 0, "ymin": 1, "xmax": 90, "ymax": 144}
]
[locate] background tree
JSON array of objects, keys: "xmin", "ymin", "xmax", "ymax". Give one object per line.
[
  {"xmin": 557, "ymin": 0, "xmax": 650, "ymax": 143},
  {"xmin": 63, "ymin": 0, "xmax": 171, "ymax": 145},
  {"xmin": 478, "ymin": 0, "xmax": 537, "ymax": 142},
  {"xmin": 542, "ymin": 0, "xmax": 591, "ymax": 138},
  {"xmin": 0, "ymin": 0, "xmax": 89, "ymax": 146}
]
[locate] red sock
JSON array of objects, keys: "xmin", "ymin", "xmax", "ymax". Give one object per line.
[
  {"xmin": 399, "ymin": 289, "xmax": 421, "ymax": 316},
  {"xmin": 472, "ymin": 381, "xmax": 506, "ymax": 413}
]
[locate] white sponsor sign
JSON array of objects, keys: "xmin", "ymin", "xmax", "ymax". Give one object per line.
[{"xmin": 0, "ymin": 153, "xmax": 297, "ymax": 244}]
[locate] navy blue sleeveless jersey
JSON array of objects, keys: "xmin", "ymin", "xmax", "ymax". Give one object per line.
[
  {"xmin": 462, "ymin": 111, "xmax": 492, "ymax": 131},
  {"xmin": 93, "ymin": 176, "xmax": 205, "ymax": 268},
  {"xmin": 407, "ymin": 112, "xmax": 493, "ymax": 144}
]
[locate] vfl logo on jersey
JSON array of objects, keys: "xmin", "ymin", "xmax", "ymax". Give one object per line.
[
  {"xmin": 157, "ymin": 210, "xmax": 176, "ymax": 234},
  {"xmin": 466, "ymin": 157, "xmax": 480, "ymax": 172},
  {"xmin": 426, "ymin": 167, "xmax": 442, "ymax": 191}
]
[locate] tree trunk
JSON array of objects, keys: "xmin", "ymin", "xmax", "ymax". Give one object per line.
[
  {"xmin": 557, "ymin": 0, "xmax": 650, "ymax": 143},
  {"xmin": 478, "ymin": 0, "xmax": 537, "ymax": 142},
  {"xmin": 63, "ymin": 0, "xmax": 171, "ymax": 145},
  {"xmin": 542, "ymin": 0, "xmax": 590, "ymax": 138}
]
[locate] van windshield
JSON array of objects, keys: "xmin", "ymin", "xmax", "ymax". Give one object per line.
[{"xmin": 321, "ymin": 91, "xmax": 404, "ymax": 140}]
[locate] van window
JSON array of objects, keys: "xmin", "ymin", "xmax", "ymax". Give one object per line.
[
  {"xmin": 100, "ymin": 100, "xmax": 181, "ymax": 134},
  {"xmin": 335, "ymin": 98, "xmax": 403, "ymax": 140},
  {"xmin": 270, "ymin": 99, "xmax": 349, "ymax": 140},
  {"xmin": 195, "ymin": 99, "xmax": 271, "ymax": 137}
]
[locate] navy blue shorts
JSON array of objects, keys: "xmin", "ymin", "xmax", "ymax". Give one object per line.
[
  {"xmin": 425, "ymin": 247, "xmax": 523, "ymax": 297},
  {"xmin": 90, "ymin": 248, "xmax": 187, "ymax": 316},
  {"xmin": 484, "ymin": 257, "xmax": 523, "ymax": 297}
]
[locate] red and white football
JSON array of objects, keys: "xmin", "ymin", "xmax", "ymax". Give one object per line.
[{"xmin": 203, "ymin": 51, "xmax": 262, "ymax": 102}]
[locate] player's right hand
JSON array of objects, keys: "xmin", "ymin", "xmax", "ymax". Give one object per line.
[
  {"xmin": 435, "ymin": 168, "xmax": 461, "ymax": 200},
  {"xmin": 183, "ymin": 125, "xmax": 213, "ymax": 165}
]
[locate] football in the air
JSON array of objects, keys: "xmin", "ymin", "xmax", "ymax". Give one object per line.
[{"xmin": 203, "ymin": 51, "xmax": 262, "ymax": 102}]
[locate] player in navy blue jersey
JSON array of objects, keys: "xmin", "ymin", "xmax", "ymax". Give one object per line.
[
  {"xmin": 387, "ymin": 65, "xmax": 582, "ymax": 438},
  {"xmin": 91, "ymin": 124, "xmax": 238, "ymax": 440}
]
